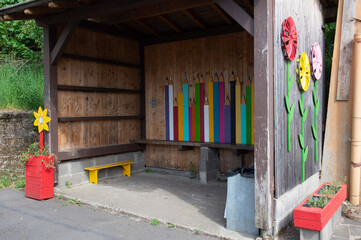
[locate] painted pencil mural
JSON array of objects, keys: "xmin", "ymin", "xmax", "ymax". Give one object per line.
[{"xmin": 164, "ymin": 72, "xmax": 254, "ymax": 145}]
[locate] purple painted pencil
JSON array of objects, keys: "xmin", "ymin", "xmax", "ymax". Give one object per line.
[{"xmin": 224, "ymin": 96, "xmax": 231, "ymax": 144}]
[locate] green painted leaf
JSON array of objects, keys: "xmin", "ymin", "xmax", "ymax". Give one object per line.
[
  {"xmin": 299, "ymin": 99, "xmax": 304, "ymax": 114},
  {"xmin": 302, "ymin": 108, "xmax": 308, "ymax": 122},
  {"xmin": 315, "ymin": 99, "xmax": 320, "ymax": 114},
  {"xmin": 313, "ymin": 90, "xmax": 317, "ymax": 104},
  {"xmin": 299, "ymin": 134, "xmax": 305, "ymax": 149},
  {"xmin": 285, "ymin": 95, "xmax": 290, "ymax": 112},
  {"xmin": 312, "ymin": 125, "xmax": 318, "ymax": 140},
  {"xmin": 290, "ymin": 103, "xmax": 295, "ymax": 120},
  {"xmin": 303, "ymin": 146, "xmax": 309, "ymax": 162}
]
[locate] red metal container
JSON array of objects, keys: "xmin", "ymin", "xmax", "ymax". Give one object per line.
[
  {"xmin": 294, "ymin": 183, "xmax": 347, "ymax": 231},
  {"xmin": 25, "ymin": 155, "xmax": 54, "ymax": 200}
]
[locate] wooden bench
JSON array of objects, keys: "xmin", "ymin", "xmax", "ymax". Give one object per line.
[{"xmin": 84, "ymin": 161, "xmax": 134, "ymax": 184}]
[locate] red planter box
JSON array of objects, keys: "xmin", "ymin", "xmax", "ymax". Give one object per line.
[
  {"xmin": 294, "ymin": 183, "xmax": 347, "ymax": 231},
  {"xmin": 25, "ymin": 155, "xmax": 54, "ymax": 200}
]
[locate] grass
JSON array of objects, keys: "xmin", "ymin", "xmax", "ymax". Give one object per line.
[
  {"xmin": 0, "ymin": 175, "xmax": 12, "ymax": 188},
  {"xmin": 0, "ymin": 57, "xmax": 44, "ymax": 111},
  {"xmin": 0, "ymin": 175, "xmax": 25, "ymax": 189}
]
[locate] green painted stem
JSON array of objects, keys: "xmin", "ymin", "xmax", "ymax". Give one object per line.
[
  {"xmin": 300, "ymin": 91, "xmax": 307, "ymax": 182},
  {"xmin": 301, "ymin": 92, "xmax": 304, "ymax": 137},
  {"xmin": 287, "ymin": 116, "xmax": 291, "ymax": 152},
  {"xmin": 287, "ymin": 60, "xmax": 292, "ymax": 152},
  {"xmin": 314, "ymin": 81, "xmax": 318, "ymax": 162}
]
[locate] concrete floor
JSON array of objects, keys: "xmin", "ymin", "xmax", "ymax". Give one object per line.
[{"xmin": 56, "ymin": 171, "xmax": 255, "ymax": 240}]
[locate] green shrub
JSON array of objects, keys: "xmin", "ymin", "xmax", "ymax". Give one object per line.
[{"xmin": 0, "ymin": 57, "xmax": 44, "ymax": 110}]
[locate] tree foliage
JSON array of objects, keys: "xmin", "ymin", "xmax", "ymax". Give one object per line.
[{"xmin": 0, "ymin": 0, "xmax": 43, "ymax": 63}]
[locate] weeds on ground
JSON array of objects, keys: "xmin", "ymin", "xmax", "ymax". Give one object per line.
[
  {"xmin": 145, "ymin": 168, "xmax": 154, "ymax": 173},
  {"xmin": 65, "ymin": 181, "xmax": 72, "ymax": 188},
  {"xmin": 195, "ymin": 229, "xmax": 201, "ymax": 235},
  {"xmin": 150, "ymin": 219, "xmax": 159, "ymax": 226},
  {"xmin": 62, "ymin": 198, "xmax": 82, "ymax": 207},
  {"xmin": 168, "ymin": 223, "xmax": 176, "ymax": 229}
]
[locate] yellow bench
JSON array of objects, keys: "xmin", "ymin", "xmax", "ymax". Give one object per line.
[{"xmin": 84, "ymin": 161, "xmax": 134, "ymax": 184}]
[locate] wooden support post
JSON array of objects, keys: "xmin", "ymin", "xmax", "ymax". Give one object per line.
[
  {"xmin": 43, "ymin": 24, "xmax": 59, "ymax": 182},
  {"xmin": 51, "ymin": 20, "xmax": 79, "ymax": 65},
  {"xmin": 254, "ymin": 0, "xmax": 274, "ymax": 233},
  {"xmin": 215, "ymin": 0, "xmax": 254, "ymax": 36},
  {"xmin": 139, "ymin": 42, "xmax": 146, "ymax": 139}
]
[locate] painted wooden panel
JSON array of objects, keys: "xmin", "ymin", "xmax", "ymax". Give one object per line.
[
  {"xmin": 236, "ymin": 80, "xmax": 241, "ymax": 144},
  {"xmin": 219, "ymin": 80, "xmax": 225, "ymax": 143},
  {"xmin": 169, "ymin": 84, "xmax": 174, "ymax": 140},
  {"xmin": 145, "ymin": 32, "xmax": 254, "ymax": 141},
  {"xmin": 144, "ymin": 32, "xmax": 254, "ymax": 170},
  {"xmin": 183, "ymin": 83, "xmax": 189, "ymax": 141},
  {"xmin": 208, "ymin": 80, "xmax": 214, "ymax": 142},
  {"xmin": 273, "ymin": 0, "xmax": 324, "ymax": 197}
]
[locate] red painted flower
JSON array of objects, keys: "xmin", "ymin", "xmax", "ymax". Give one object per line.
[{"xmin": 281, "ymin": 17, "xmax": 298, "ymax": 61}]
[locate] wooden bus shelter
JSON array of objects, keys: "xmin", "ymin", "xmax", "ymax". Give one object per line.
[{"xmin": 0, "ymin": 0, "xmax": 337, "ymax": 236}]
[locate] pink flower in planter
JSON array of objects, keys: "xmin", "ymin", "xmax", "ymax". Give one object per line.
[{"xmin": 310, "ymin": 42, "xmax": 323, "ymax": 80}]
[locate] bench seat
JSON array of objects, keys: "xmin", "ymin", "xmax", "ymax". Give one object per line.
[{"xmin": 84, "ymin": 160, "xmax": 134, "ymax": 184}]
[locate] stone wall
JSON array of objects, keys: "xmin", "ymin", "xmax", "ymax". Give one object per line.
[{"xmin": 0, "ymin": 111, "xmax": 37, "ymax": 178}]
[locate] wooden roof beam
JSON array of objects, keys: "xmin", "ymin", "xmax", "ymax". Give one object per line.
[
  {"xmin": 3, "ymin": 13, "xmax": 35, "ymax": 20},
  {"xmin": 24, "ymin": 7, "xmax": 65, "ymax": 15},
  {"xmin": 37, "ymin": 0, "xmax": 171, "ymax": 25},
  {"xmin": 324, "ymin": 7, "xmax": 338, "ymax": 23},
  {"xmin": 143, "ymin": 23, "xmax": 243, "ymax": 45},
  {"xmin": 210, "ymin": 3, "xmax": 232, "ymax": 24},
  {"xmin": 183, "ymin": 9, "xmax": 206, "ymax": 29},
  {"xmin": 94, "ymin": 0, "xmax": 214, "ymax": 24},
  {"xmin": 215, "ymin": 0, "xmax": 254, "ymax": 36},
  {"xmin": 320, "ymin": 0, "xmax": 329, "ymax": 7},
  {"xmin": 48, "ymin": 1, "xmax": 85, "ymax": 8},
  {"xmin": 136, "ymin": 19, "xmax": 159, "ymax": 36},
  {"xmin": 158, "ymin": 15, "xmax": 182, "ymax": 33}
]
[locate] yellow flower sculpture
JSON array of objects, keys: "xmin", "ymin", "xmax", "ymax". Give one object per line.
[
  {"xmin": 34, "ymin": 107, "xmax": 51, "ymax": 133},
  {"xmin": 296, "ymin": 52, "xmax": 311, "ymax": 91}
]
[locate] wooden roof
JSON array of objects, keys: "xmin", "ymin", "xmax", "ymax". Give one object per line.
[{"xmin": 0, "ymin": 0, "xmax": 338, "ymax": 41}]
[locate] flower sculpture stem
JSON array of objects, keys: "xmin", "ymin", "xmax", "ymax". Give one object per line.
[
  {"xmin": 299, "ymin": 92, "xmax": 309, "ymax": 182},
  {"xmin": 313, "ymin": 81, "xmax": 319, "ymax": 162},
  {"xmin": 40, "ymin": 131, "xmax": 43, "ymax": 153},
  {"xmin": 285, "ymin": 60, "xmax": 295, "ymax": 152}
]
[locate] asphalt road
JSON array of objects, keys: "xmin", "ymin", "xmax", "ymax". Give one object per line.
[{"xmin": 0, "ymin": 189, "xmax": 217, "ymax": 240}]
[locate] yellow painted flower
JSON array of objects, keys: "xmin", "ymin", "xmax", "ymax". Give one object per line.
[
  {"xmin": 296, "ymin": 52, "xmax": 311, "ymax": 91},
  {"xmin": 34, "ymin": 107, "xmax": 51, "ymax": 133}
]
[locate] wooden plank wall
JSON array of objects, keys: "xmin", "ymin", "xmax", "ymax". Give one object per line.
[
  {"xmin": 57, "ymin": 28, "xmax": 141, "ymax": 151},
  {"xmin": 273, "ymin": 0, "xmax": 324, "ymax": 197},
  {"xmin": 144, "ymin": 32, "xmax": 254, "ymax": 172}
]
